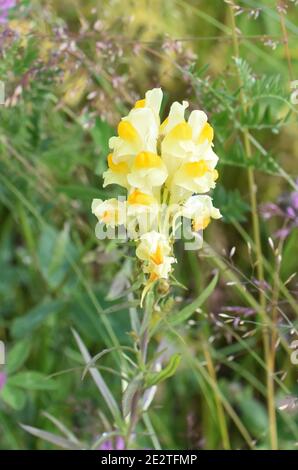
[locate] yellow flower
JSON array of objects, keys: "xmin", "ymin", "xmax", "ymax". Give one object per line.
[
  {"xmin": 127, "ymin": 189, "xmax": 159, "ymax": 236},
  {"xmin": 103, "ymin": 153, "xmax": 130, "ymax": 189},
  {"xmin": 108, "ymin": 89, "xmax": 162, "ymax": 165},
  {"xmin": 181, "ymin": 195, "xmax": 222, "ymax": 232},
  {"xmin": 161, "ymin": 103, "xmax": 218, "ymax": 197},
  {"xmin": 103, "ymin": 89, "xmax": 164, "ymax": 193},
  {"xmin": 173, "ymin": 159, "xmax": 216, "ymax": 194},
  {"xmin": 92, "ymin": 88, "xmax": 221, "ymax": 286},
  {"xmin": 136, "ymin": 231, "xmax": 176, "ymax": 280},
  {"xmin": 128, "ymin": 151, "xmax": 168, "ymax": 190},
  {"xmin": 91, "ymin": 198, "xmax": 126, "ymax": 228},
  {"xmin": 127, "ymin": 188, "xmax": 157, "ymax": 206},
  {"xmin": 134, "ymin": 88, "xmax": 163, "ymax": 117}
]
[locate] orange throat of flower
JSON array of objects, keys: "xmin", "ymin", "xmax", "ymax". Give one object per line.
[{"xmin": 150, "ymin": 245, "xmax": 164, "ymax": 265}]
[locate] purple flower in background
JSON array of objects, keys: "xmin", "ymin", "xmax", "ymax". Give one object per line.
[
  {"xmin": 224, "ymin": 306, "xmax": 256, "ymax": 316},
  {"xmin": 259, "ymin": 203, "xmax": 283, "ymax": 220},
  {"xmin": 290, "ymin": 191, "xmax": 298, "ymax": 211},
  {"xmin": 0, "ymin": 0, "xmax": 16, "ymax": 8},
  {"xmin": 0, "ymin": 371, "xmax": 7, "ymax": 391},
  {"xmin": 223, "ymin": 305, "xmax": 256, "ymax": 327},
  {"xmin": 99, "ymin": 437, "xmax": 125, "ymax": 450},
  {"xmin": 260, "ymin": 183, "xmax": 298, "ymax": 240},
  {"xmin": 0, "ymin": 0, "xmax": 16, "ymax": 24}
]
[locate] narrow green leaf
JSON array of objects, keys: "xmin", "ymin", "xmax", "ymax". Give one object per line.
[
  {"xmin": 146, "ymin": 354, "xmax": 181, "ymax": 388},
  {"xmin": 9, "ymin": 371, "xmax": 58, "ymax": 391},
  {"xmin": 170, "ymin": 273, "xmax": 218, "ymax": 326},
  {"xmin": 72, "ymin": 329, "xmax": 122, "ymax": 424},
  {"xmin": 48, "ymin": 224, "xmax": 69, "ymax": 278},
  {"xmin": 20, "ymin": 424, "xmax": 81, "ymax": 450},
  {"xmin": 42, "ymin": 412, "xmax": 80, "ymax": 445}
]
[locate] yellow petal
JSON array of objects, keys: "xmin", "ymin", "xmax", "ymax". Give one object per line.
[
  {"xmin": 212, "ymin": 169, "xmax": 219, "ymax": 181},
  {"xmin": 168, "ymin": 122, "xmax": 192, "ymax": 140},
  {"xmin": 183, "ymin": 160, "xmax": 210, "ymax": 178},
  {"xmin": 150, "ymin": 245, "xmax": 164, "ymax": 265},
  {"xmin": 117, "ymin": 121, "xmax": 139, "ymax": 142},
  {"xmin": 197, "ymin": 123, "xmax": 214, "ymax": 145},
  {"xmin": 101, "ymin": 210, "xmax": 111, "ymax": 223},
  {"xmin": 133, "ymin": 151, "xmax": 162, "ymax": 169},
  {"xmin": 134, "ymin": 98, "xmax": 146, "ymax": 108},
  {"xmin": 101, "ymin": 209, "xmax": 121, "ymax": 224},
  {"xmin": 107, "ymin": 153, "xmax": 129, "ymax": 174},
  {"xmin": 149, "ymin": 272, "xmax": 159, "ymax": 282},
  {"xmin": 128, "ymin": 189, "xmax": 156, "ymax": 206},
  {"xmin": 193, "ymin": 216, "xmax": 211, "ymax": 231}
]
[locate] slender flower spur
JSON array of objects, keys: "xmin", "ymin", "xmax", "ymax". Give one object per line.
[{"xmin": 92, "ymin": 88, "xmax": 221, "ymax": 298}]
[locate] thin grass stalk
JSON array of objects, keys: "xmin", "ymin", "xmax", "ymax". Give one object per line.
[
  {"xmin": 201, "ymin": 336, "xmax": 231, "ymax": 449},
  {"xmin": 228, "ymin": 5, "xmax": 278, "ymax": 450},
  {"xmin": 277, "ymin": 3, "xmax": 294, "ymax": 81}
]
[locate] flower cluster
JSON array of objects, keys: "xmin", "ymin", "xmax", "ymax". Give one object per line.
[{"xmin": 92, "ymin": 88, "xmax": 221, "ymax": 285}]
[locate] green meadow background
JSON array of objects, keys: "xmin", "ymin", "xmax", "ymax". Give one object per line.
[{"xmin": 0, "ymin": 0, "xmax": 297, "ymax": 450}]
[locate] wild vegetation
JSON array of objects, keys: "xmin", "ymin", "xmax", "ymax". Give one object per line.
[{"xmin": 0, "ymin": 0, "xmax": 297, "ymax": 450}]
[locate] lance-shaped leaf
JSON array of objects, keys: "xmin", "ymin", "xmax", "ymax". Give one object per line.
[
  {"xmin": 72, "ymin": 329, "xmax": 122, "ymax": 425},
  {"xmin": 20, "ymin": 424, "xmax": 82, "ymax": 450},
  {"xmin": 9, "ymin": 371, "xmax": 58, "ymax": 391},
  {"xmin": 42, "ymin": 411, "xmax": 81, "ymax": 445}
]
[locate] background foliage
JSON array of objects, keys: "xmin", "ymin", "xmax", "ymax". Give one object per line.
[{"xmin": 0, "ymin": 0, "xmax": 298, "ymax": 450}]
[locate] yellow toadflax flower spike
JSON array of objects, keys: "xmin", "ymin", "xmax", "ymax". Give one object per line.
[{"xmin": 92, "ymin": 88, "xmax": 221, "ymax": 298}]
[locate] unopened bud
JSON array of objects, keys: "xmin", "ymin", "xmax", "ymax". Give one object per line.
[{"xmin": 157, "ymin": 279, "xmax": 170, "ymax": 295}]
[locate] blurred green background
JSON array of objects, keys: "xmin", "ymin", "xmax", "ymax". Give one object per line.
[{"xmin": 0, "ymin": 0, "xmax": 298, "ymax": 450}]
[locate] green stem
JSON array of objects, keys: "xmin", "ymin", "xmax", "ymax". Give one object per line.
[
  {"xmin": 228, "ymin": 5, "xmax": 277, "ymax": 450},
  {"xmin": 125, "ymin": 296, "xmax": 152, "ymax": 449},
  {"xmin": 278, "ymin": 5, "xmax": 293, "ymax": 81},
  {"xmin": 202, "ymin": 336, "xmax": 231, "ymax": 449}
]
